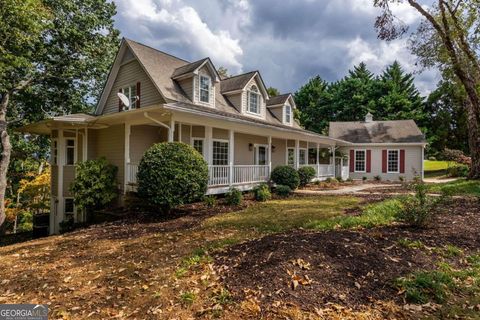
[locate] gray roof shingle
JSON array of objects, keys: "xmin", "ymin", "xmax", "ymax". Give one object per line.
[
  {"xmin": 220, "ymin": 71, "xmax": 257, "ymax": 93},
  {"xmin": 171, "ymin": 58, "xmax": 209, "ymax": 78},
  {"xmin": 329, "ymin": 120, "xmax": 425, "ymax": 143},
  {"xmin": 266, "ymin": 93, "xmax": 291, "ymax": 106}
]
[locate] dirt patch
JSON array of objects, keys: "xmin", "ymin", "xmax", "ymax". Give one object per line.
[{"xmin": 214, "ymin": 198, "xmax": 480, "ymax": 315}]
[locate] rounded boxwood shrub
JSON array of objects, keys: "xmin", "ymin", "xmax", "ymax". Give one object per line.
[
  {"xmin": 137, "ymin": 142, "xmax": 208, "ymax": 213},
  {"xmin": 275, "ymin": 185, "xmax": 292, "ymax": 198},
  {"xmin": 270, "ymin": 166, "xmax": 300, "ymax": 190},
  {"xmin": 252, "ymin": 183, "xmax": 271, "ymax": 202},
  {"xmin": 297, "ymin": 166, "xmax": 316, "ymax": 187},
  {"xmin": 225, "ymin": 187, "xmax": 242, "ymax": 205}
]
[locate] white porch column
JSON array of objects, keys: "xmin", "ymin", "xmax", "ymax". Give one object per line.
[
  {"xmin": 124, "ymin": 123, "xmax": 131, "ymax": 194},
  {"xmin": 316, "ymin": 143, "xmax": 320, "ymax": 178},
  {"xmin": 229, "ymin": 130, "xmax": 234, "ymax": 185},
  {"xmin": 332, "ymin": 145, "xmax": 336, "ymax": 177},
  {"xmin": 205, "ymin": 126, "xmax": 213, "ymax": 165},
  {"xmin": 268, "ymin": 136, "xmax": 272, "ymax": 175},
  {"xmin": 178, "ymin": 123, "xmax": 182, "ymax": 143},
  {"xmin": 295, "ymin": 139, "xmax": 300, "ymax": 170},
  {"xmin": 55, "ymin": 129, "xmax": 65, "ymax": 235},
  {"xmin": 168, "ymin": 117, "xmax": 175, "ymax": 142}
]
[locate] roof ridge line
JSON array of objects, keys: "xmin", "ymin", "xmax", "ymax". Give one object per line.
[
  {"xmin": 222, "ymin": 70, "xmax": 257, "ymax": 81},
  {"xmin": 125, "ymin": 38, "xmax": 191, "ymax": 64}
]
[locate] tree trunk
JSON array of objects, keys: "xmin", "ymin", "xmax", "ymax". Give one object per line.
[
  {"xmin": 0, "ymin": 92, "xmax": 12, "ymax": 234},
  {"xmin": 465, "ymin": 100, "xmax": 480, "ymax": 179}
]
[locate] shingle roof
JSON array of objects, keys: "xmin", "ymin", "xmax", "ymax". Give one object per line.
[
  {"xmin": 329, "ymin": 120, "xmax": 425, "ymax": 143},
  {"xmin": 220, "ymin": 71, "xmax": 257, "ymax": 93},
  {"xmin": 267, "ymin": 93, "xmax": 291, "ymax": 106},
  {"xmin": 171, "ymin": 58, "xmax": 209, "ymax": 78}
]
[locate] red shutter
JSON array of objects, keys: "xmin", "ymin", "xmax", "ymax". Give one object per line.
[
  {"xmin": 136, "ymin": 82, "xmax": 141, "ymax": 109},
  {"xmin": 382, "ymin": 150, "xmax": 387, "ymax": 173},
  {"xmin": 400, "ymin": 149, "xmax": 405, "ymax": 173},
  {"xmin": 118, "ymin": 88, "xmax": 122, "ymax": 112},
  {"xmin": 349, "ymin": 150, "xmax": 355, "ymax": 172},
  {"xmin": 366, "ymin": 150, "xmax": 371, "ymax": 173}
]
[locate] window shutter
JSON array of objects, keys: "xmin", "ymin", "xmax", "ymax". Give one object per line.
[
  {"xmin": 400, "ymin": 149, "xmax": 405, "ymax": 173},
  {"xmin": 118, "ymin": 88, "xmax": 122, "ymax": 112},
  {"xmin": 136, "ymin": 82, "xmax": 141, "ymax": 109},
  {"xmin": 349, "ymin": 150, "xmax": 354, "ymax": 172},
  {"xmin": 366, "ymin": 150, "xmax": 371, "ymax": 173},
  {"xmin": 382, "ymin": 150, "xmax": 387, "ymax": 173}
]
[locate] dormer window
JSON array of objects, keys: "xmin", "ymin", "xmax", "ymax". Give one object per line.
[
  {"xmin": 285, "ymin": 105, "xmax": 292, "ymax": 124},
  {"xmin": 199, "ymin": 75, "xmax": 211, "ymax": 103},
  {"xmin": 121, "ymin": 85, "xmax": 137, "ymax": 110},
  {"xmin": 248, "ymin": 85, "xmax": 260, "ymax": 114}
]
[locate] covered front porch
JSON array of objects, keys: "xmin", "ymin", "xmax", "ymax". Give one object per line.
[{"xmin": 122, "ymin": 108, "xmax": 349, "ymax": 194}]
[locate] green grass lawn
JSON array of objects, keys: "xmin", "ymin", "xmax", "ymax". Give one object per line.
[
  {"xmin": 427, "ymin": 179, "xmax": 480, "ymax": 196},
  {"xmin": 203, "ymin": 196, "xmax": 361, "ymax": 232},
  {"xmin": 424, "ymin": 160, "xmax": 456, "ymax": 178}
]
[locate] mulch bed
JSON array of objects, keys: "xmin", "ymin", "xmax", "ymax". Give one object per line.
[{"xmin": 214, "ymin": 198, "xmax": 480, "ymax": 314}]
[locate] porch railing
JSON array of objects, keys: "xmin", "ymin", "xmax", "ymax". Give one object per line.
[
  {"xmin": 232, "ymin": 165, "xmax": 269, "ymax": 185},
  {"xmin": 127, "ymin": 163, "xmax": 139, "ymax": 185},
  {"xmin": 299, "ymin": 164, "xmax": 335, "ymax": 178}
]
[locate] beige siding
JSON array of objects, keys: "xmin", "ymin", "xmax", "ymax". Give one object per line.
[
  {"xmin": 234, "ymin": 133, "xmax": 268, "ymax": 165},
  {"xmin": 341, "ymin": 146, "xmax": 423, "ymax": 181},
  {"xmin": 93, "ymin": 125, "xmax": 125, "ymax": 190},
  {"xmin": 300, "ymin": 141, "xmax": 308, "ymax": 149},
  {"xmin": 271, "ymin": 138, "xmax": 286, "ymax": 168},
  {"xmin": 177, "ymin": 78, "xmax": 194, "ymax": 101},
  {"xmin": 63, "ymin": 166, "xmax": 75, "ymax": 197},
  {"xmin": 87, "ymin": 129, "xmax": 97, "ymax": 159},
  {"xmin": 287, "ymin": 140, "xmax": 295, "ymax": 148},
  {"xmin": 51, "ymin": 166, "xmax": 58, "ymax": 196},
  {"xmin": 77, "ymin": 132, "xmax": 83, "ymax": 162},
  {"xmin": 192, "ymin": 126, "xmax": 205, "ymax": 138},
  {"xmin": 227, "ymin": 93, "xmax": 242, "ymax": 112},
  {"xmin": 180, "ymin": 124, "xmax": 191, "ymax": 144},
  {"xmin": 269, "ymin": 105, "xmax": 283, "ymax": 122},
  {"xmin": 130, "ymin": 125, "xmax": 165, "ymax": 163},
  {"xmin": 103, "ymin": 60, "xmax": 164, "ymax": 114},
  {"xmin": 213, "ymin": 128, "xmax": 229, "ymax": 140}
]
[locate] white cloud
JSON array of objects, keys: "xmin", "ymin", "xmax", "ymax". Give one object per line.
[{"xmin": 115, "ymin": 0, "xmax": 243, "ymax": 72}]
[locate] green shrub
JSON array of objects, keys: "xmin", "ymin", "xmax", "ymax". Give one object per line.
[
  {"xmin": 137, "ymin": 142, "xmax": 208, "ymax": 213},
  {"xmin": 337, "ymin": 177, "xmax": 343, "ymax": 183},
  {"xmin": 253, "ymin": 183, "xmax": 271, "ymax": 202},
  {"xmin": 374, "ymin": 175, "xmax": 382, "ymax": 181},
  {"xmin": 70, "ymin": 158, "xmax": 118, "ymax": 218},
  {"xmin": 362, "ymin": 176, "xmax": 367, "ymax": 181},
  {"xmin": 297, "ymin": 166, "xmax": 316, "ymax": 187},
  {"xmin": 396, "ymin": 182, "xmax": 436, "ymax": 228},
  {"xmin": 270, "ymin": 166, "xmax": 300, "ymax": 190},
  {"xmin": 446, "ymin": 164, "xmax": 469, "ymax": 177},
  {"xmin": 225, "ymin": 187, "xmax": 242, "ymax": 206},
  {"xmin": 204, "ymin": 195, "xmax": 217, "ymax": 208},
  {"xmin": 275, "ymin": 185, "xmax": 292, "ymax": 198}
]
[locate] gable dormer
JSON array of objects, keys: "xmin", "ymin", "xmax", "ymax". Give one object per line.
[
  {"xmin": 267, "ymin": 93, "xmax": 296, "ymax": 126},
  {"xmin": 221, "ymin": 71, "xmax": 269, "ymax": 119},
  {"xmin": 172, "ymin": 58, "xmax": 220, "ymax": 108}
]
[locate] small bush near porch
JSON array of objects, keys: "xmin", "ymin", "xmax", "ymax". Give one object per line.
[{"xmin": 137, "ymin": 142, "xmax": 208, "ymax": 213}]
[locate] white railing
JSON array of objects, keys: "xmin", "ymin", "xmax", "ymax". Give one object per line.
[
  {"xmin": 127, "ymin": 163, "xmax": 139, "ymax": 184},
  {"xmin": 233, "ymin": 165, "xmax": 269, "ymax": 184},
  {"xmin": 208, "ymin": 165, "xmax": 230, "ymax": 186},
  {"xmin": 299, "ymin": 164, "xmax": 335, "ymax": 177}
]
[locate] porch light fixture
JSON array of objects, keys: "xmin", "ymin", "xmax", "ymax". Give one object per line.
[
  {"xmin": 272, "ymin": 145, "xmax": 276, "ymax": 152},
  {"xmin": 248, "ymin": 143, "xmax": 253, "ymax": 151}
]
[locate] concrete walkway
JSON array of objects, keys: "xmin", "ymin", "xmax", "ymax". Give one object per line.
[
  {"xmin": 296, "ymin": 183, "xmax": 401, "ymax": 195},
  {"xmin": 423, "ymin": 177, "xmax": 459, "ymax": 184}
]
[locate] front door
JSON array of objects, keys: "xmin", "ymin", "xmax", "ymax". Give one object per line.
[{"xmin": 254, "ymin": 145, "xmax": 268, "ymax": 181}]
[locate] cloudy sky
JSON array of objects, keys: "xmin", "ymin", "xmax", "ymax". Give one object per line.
[{"xmin": 113, "ymin": 0, "xmax": 439, "ymax": 95}]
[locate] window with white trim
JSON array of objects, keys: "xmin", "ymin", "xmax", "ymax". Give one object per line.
[
  {"xmin": 199, "ymin": 75, "xmax": 210, "ymax": 103},
  {"xmin": 355, "ymin": 150, "xmax": 366, "ymax": 172},
  {"xmin": 248, "ymin": 85, "xmax": 260, "ymax": 114},
  {"xmin": 65, "ymin": 139, "xmax": 75, "ymax": 165},
  {"xmin": 121, "ymin": 84, "xmax": 137, "ymax": 110},
  {"xmin": 287, "ymin": 148, "xmax": 295, "ymax": 166},
  {"xmin": 65, "ymin": 198, "xmax": 75, "ymax": 217},
  {"xmin": 212, "ymin": 140, "xmax": 228, "ymax": 165},
  {"xmin": 388, "ymin": 150, "xmax": 399, "ymax": 173},
  {"xmin": 299, "ymin": 149, "xmax": 307, "ymax": 165},
  {"xmin": 51, "ymin": 140, "xmax": 58, "ymax": 165},
  {"xmin": 285, "ymin": 105, "xmax": 292, "ymax": 124},
  {"xmin": 192, "ymin": 138, "xmax": 204, "ymax": 156}
]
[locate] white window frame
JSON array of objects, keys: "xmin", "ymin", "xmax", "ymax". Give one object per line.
[
  {"xmin": 212, "ymin": 139, "xmax": 229, "ymax": 166},
  {"xmin": 64, "ymin": 198, "xmax": 75, "ymax": 217},
  {"xmin": 254, "ymin": 144, "xmax": 269, "ymax": 166},
  {"xmin": 387, "ymin": 149, "xmax": 400, "ymax": 173},
  {"xmin": 354, "ymin": 149, "xmax": 366, "ymax": 173},
  {"xmin": 299, "ymin": 148, "xmax": 307, "ymax": 165},
  {"xmin": 51, "ymin": 139, "xmax": 58, "ymax": 165},
  {"xmin": 191, "ymin": 137, "xmax": 205, "ymax": 157},
  {"xmin": 65, "ymin": 138, "xmax": 76, "ymax": 166},
  {"xmin": 287, "ymin": 147, "xmax": 295, "ymax": 167},
  {"xmin": 199, "ymin": 75, "xmax": 211, "ymax": 104},
  {"xmin": 121, "ymin": 84, "xmax": 137, "ymax": 110},
  {"xmin": 284, "ymin": 105, "xmax": 292, "ymax": 124},
  {"xmin": 247, "ymin": 85, "xmax": 261, "ymax": 115}
]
